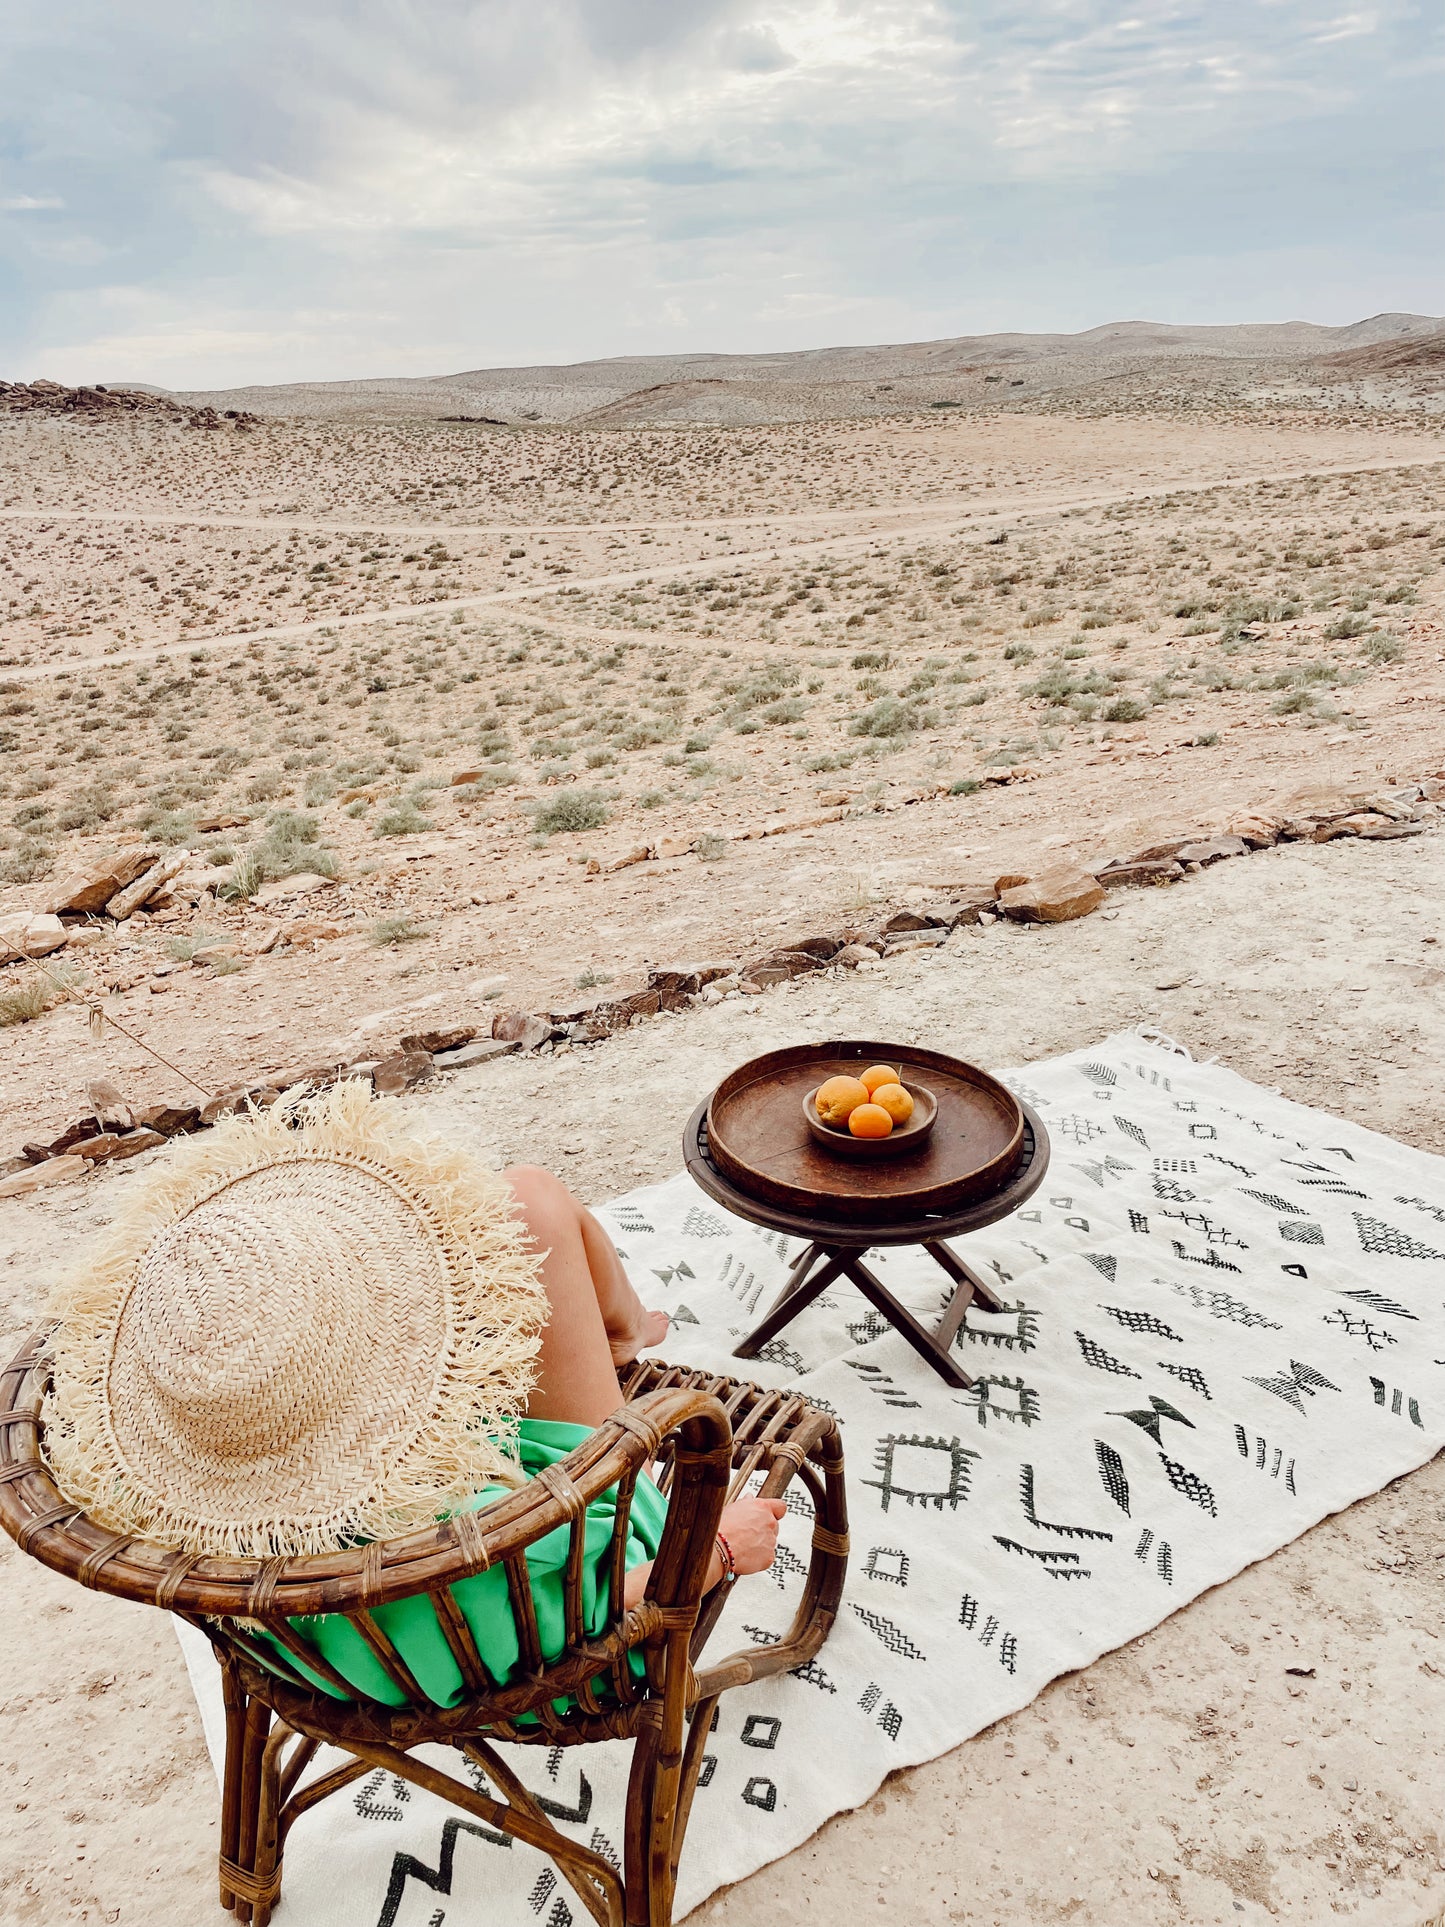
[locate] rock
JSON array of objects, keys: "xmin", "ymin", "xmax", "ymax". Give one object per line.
[
  {"xmin": 605, "ymin": 846, "xmax": 652, "ymax": 873},
  {"xmin": 41, "ymin": 848, "xmax": 153, "ymax": 916},
  {"xmin": 884, "ymin": 928, "xmax": 948, "ymax": 952},
  {"xmin": 242, "ymin": 921, "xmax": 284, "ymax": 957},
  {"xmin": 944, "ymin": 896, "xmax": 999, "ymax": 928},
  {"xmin": 106, "ymin": 851, "xmax": 193, "ymax": 921},
  {"xmin": 252, "ymin": 872, "xmax": 337, "ymax": 905},
  {"xmin": 993, "ymin": 873, "xmax": 1030, "ymax": 893},
  {"xmin": 981, "ymin": 765, "xmax": 1037, "ymax": 786},
  {"xmin": 371, "ymin": 1051, "xmax": 435, "ymax": 1096},
  {"xmin": 0, "ymin": 1153, "xmax": 87, "ymax": 1198},
  {"xmin": 201, "ymin": 1084, "xmax": 280, "ymax": 1125},
  {"xmin": 86, "ymin": 1078, "xmax": 135, "ymax": 1129},
  {"xmin": 491, "ymin": 1010, "xmax": 555, "ymax": 1052},
  {"xmin": 192, "ymin": 940, "xmax": 243, "ymax": 964},
  {"xmin": 738, "ymin": 979, "xmax": 763, "ymax": 995},
  {"xmin": 1350, "ymin": 817, "xmax": 1427, "ymax": 840},
  {"xmin": 998, "ymin": 869, "xmax": 1106, "ymax": 924},
  {"xmin": 815, "ymin": 789, "xmax": 857, "ymax": 807},
  {"xmin": 38, "ymin": 1118, "xmax": 105, "ymax": 1158},
  {"xmin": 881, "ymin": 910, "xmax": 944, "ymax": 935},
  {"xmin": 1102, "ymin": 859, "xmax": 1184, "ymax": 889},
  {"xmin": 834, "ymin": 942, "xmax": 881, "ymax": 968},
  {"xmin": 434, "ymin": 1039, "xmax": 517, "ymax": 1070},
  {"xmin": 194, "ymin": 814, "xmax": 249, "ymax": 833},
  {"xmin": 400, "ymin": 1025, "xmax": 478, "ymax": 1056},
  {"xmin": 278, "ymin": 920, "xmax": 339, "ymax": 950},
  {"xmin": 1129, "ymin": 836, "xmax": 1203, "ymax": 863},
  {"xmin": 79, "ymin": 1129, "xmax": 167, "ymax": 1163},
  {"xmin": 648, "ymin": 962, "xmax": 734, "ymax": 998},
  {"xmin": 0, "ymin": 911, "xmax": 68, "ymax": 959},
  {"xmin": 775, "ymin": 934, "xmax": 844, "ymax": 960},
  {"xmin": 133, "ymin": 1103, "xmax": 201, "ymax": 1137},
  {"xmin": 741, "ymin": 950, "xmax": 827, "ymax": 987},
  {"xmin": 1172, "ymin": 837, "xmax": 1249, "ymax": 867},
  {"xmin": 1225, "ymin": 814, "xmax": 1281, "ymax": 848},
  {"xmin": 450, "ymin": 769, "xmax": 488, "ymax": 786},
  {"xmin": 652, "ymin": 835, "xmax": 697, "ymax": 861}
]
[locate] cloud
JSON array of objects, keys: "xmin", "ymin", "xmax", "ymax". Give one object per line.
[
  {"xmin": 1, "ymin": 0, "xmax": 1440, "ymax": 388},
  {"xmin": 1, "ymin": 194, "xmax": 65, "ymax": 210}
]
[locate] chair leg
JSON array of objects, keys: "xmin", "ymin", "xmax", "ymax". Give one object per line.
[
  {"xmin": 623, "ymin": 1716, "xmax": 675, "ymax": 1927},
  {"xmin": 218, "ymin": 1693, "xmax": 279, "ymax": 1924},
  {"xmin": 218, "ymin": 1663, "xmax": 249, "ymax": 1916}
]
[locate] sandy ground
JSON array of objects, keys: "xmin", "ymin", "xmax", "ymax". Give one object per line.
[{"xmin": 4, "ymin": 829, "xmax": 1445, "ymax": 1927}]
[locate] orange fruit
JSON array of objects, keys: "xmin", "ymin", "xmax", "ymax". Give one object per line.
[
  {"xmin": 871, "ymin": 1082, "xmax": 914, "ymax": 1125},
  {"xmin": 859, "ymin": 1064, "xmax": 899, "ymax": 1096},
  {"xmin": 815, "ymin": 1075, "xmax": 870, "ymax": 1126},
  {"xmin": 848, "ymin": 1102, "xmax": 894, "ymax": 1138}
]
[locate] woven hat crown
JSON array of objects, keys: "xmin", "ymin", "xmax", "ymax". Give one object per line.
[{"xmin": 42, "ymin": 1083, "xmax": 547, "ymax": 1559}]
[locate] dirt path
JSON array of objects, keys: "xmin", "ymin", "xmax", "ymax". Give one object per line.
[
  {"xmin": 3, "ymin": 834, "xmax": 1445, "ymax": 1925},
  {"xmin": 7, "ymin": 451, "xmax": 1444, "ymax": 685}
]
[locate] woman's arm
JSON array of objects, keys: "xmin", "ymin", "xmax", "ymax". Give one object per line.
[{"xmin": 622, "ymin": 1495, "xmax": 787, "ymax": 1610}]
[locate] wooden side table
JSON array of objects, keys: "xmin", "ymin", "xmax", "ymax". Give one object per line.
[{"xmin": 683, "ymin": 1098, "xmax": 1050, "ymax": 1389}]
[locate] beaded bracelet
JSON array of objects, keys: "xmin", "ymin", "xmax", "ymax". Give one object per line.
[{"xmin": 715, "ymin": 1531, "xmax": 737, "ymax": 1586}]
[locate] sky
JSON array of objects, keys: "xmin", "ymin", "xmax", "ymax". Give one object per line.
[{"xmin": 1, "ymin": 1, "xmax": 1442, "ymax": 391}]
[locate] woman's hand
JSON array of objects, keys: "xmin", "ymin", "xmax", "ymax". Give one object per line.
[{"xmin": 716, "ymin": 1496, "xmax": 788, "ymax": 1576}]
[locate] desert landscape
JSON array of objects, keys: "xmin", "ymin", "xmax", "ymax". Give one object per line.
[{"xmin": 4, "ymin": 317, "xmax": 1445, "ymax": 1925}]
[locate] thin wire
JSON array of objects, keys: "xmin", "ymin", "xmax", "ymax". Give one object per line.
[{"xmin": 1, "ymin": 929, "xmax": 215, "ymax": 1099}]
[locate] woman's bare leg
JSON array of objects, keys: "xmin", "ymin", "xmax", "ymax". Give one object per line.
[{"xmin": 503, "ymin": 1165, "xmax": 665, "ymax": 1427}]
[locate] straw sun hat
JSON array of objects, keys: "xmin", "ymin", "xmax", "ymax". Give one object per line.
[{"xmin": 42, "ymin": 1081, "xmax": 548, "ymax": 1560}]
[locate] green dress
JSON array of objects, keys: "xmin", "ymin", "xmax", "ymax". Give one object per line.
[{"xmin": 252, "ymin": 1418, "xmax": 668, "ymax": 1713}]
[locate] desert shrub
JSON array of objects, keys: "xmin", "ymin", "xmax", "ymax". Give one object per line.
[
  {"xmin": 638, "ymin": 790, "xmax": 667, "ymax": 809},
  {"xmin": 373, "ymin": 800, "xmax": 435, "ymax": 838},
  {"xmin": 574, "ymin": 967, "xmax": 613, "ymax": 990},
  {"xmin": 0, "ymin": 960, "xmax": 82, "ymax": 1027},
  {"xmin": 850, "ymin": 696, "xmax": 929, "ymax": 738},
  {"xmin": 615, "ymin": 719, "xmax": 673, "ymax": 751},
  {"xmin": 218, "ymin": 814, "xmax": 337, "ymax": 896},
  {"xmin": 1324, "ymin": 612, "xmax": 1370, "ymax": 640},
  {"xmin": 760, "ymin": 698, "xmax": 806, "ymax": 725},
  {"xmin": 1362, "ymin": 632, "xmax": 1404, "ymax": 663},
  {"xmin": 531, "ymin": 790, "xmax": 610, "ymax": 835},
  {"xmin": 695, "ymin": 833, "xmax": 728, "ymax": 861},
  {"xmin": 1002, "ymin": 642, "xmax": 1035, "ymax": 662},
  {"xmin": 0, "ymin": 839, "xmax": 55, "ymax": 885},
  {"xmin": 1103, "ymin": 696, "xmax": 1148, "ymax": 723},
  {"xmin": 370, "ymin": 914, "xmax": 430, "ymax": 947},
  {"xmin": 1272, "ymin": 690, "xmax": 1315, "ymax": 714}
]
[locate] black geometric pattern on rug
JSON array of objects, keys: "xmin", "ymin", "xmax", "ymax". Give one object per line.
[
  {"xmin": 1161, "ymin": 1208, "xmax": 1248, "ymax": 1248},
  {"xmin": 1280, "ymin": 1222, "xmax": 1324, "ymax": 1244},
  {"xmin": 588, "ymin": 1830, "xmax": 622, "ymax": 1872},
  {"xmin": 682, "ymin": 1206, "xmax": 729, "ymax": 1237},
  {"xmin": 1108, "ymin": 1395, "xmax": 1194, "ymax": 1445},
  {"xmin": 1159, "ymin": 1454, "xmax": 1217, "ymax": 1516},
  {"xmin": 845, "ymin": 1357, "xmax": 924, "ymax": 1408},
  {"xmin": 1396, "ymin": 1194, "xmax": 1445, "ymax": 1224},
  {"xmin": 1101, "ymin": 1304, "xmax": 1183, "ymax": 1341},
  {"xmin": 1338, "ymin": 1288, "xmax": 1418, "ymax": 1320},
  {"xmin": 1322, "ymin": 1308, "xmax": 1397, "ymax": 1351},
  {"xmin": 742, "ymin": 1777, "xmax": 777, "ymax": 1812},
  {"xmin": 1154, "ymin": 1359, "xmax": 1212, "ymax": 1399},
  {"xmin": 671, "ymin": 1302, "xmax": 701, "ymax": 1325},
  {"xmin": 1152, "ymin": 1175, "xmax": 1198, "ymax": 1203},
  {"xmin": 1115, "ymin": 1116, "xmax": 1150, "ymax": 1148},
  {"xmin": 1056, "ymin": 1114, "xmax": 1107, "ymax": 1145},
  {"xmin": 958, "ymin": 1593, "xmax": 1020, "ymax": 1673},
  {"xmin": 961, "ymin": 1374, "xmax": 1042, "ymax": 1428},
  {"xmin": 611, "ymin": 1205, "xmax": 654, "ymax": 1234},
  {"xmin": 847, "ymin": 1307, "xmax": 891, "ymax": 1346},
  {"xmin": 1075, "ymin": 1329, "xmax": 1141, "ymax": 1377},
  {"xmin": 863, "ymin": 1434, "xmax": 979, "ymax": 1511},
  {"xmin": 741, "ymin": 1715, "xmax": 781, "ymax": 1750},
  {"xmin": 377, "ymin": 1820, "xmax": 515, "ymax": 1927},
  {"xmin": 957, "ymin": 1299, "xmax": 1040, "ymax": 1352},
  {"xmin": 788, "ymin": 1657, "xmax": 837, "ymax": 1693},
  {"xmin": 1204, "ymin": 1152, "xmax": 1256, "ymax": 1177},
  {"xmin": 1133, "ymin": 1528, "xmax": 1173, "ymax": 1583},
  {"xmin": 742, "ymin": 1625, "xmax": 782, "ymax": 1646},
  {"xmin": 1170, "ymin": 1239, "xmax": 1242, "ymax": 1273},
  {"xmin": 1172, "ymin": 1282, "xmax": 1282, "ymax": 1330},
  {"xmin": 1084, "ymin": 1252, "xmax": 1118, "ymax": 1281},
  {"xmin": 356, "ymin": 1769, "xmax": 411, "ymax": 1822},
  {"xmin": 852, "ymin": 1605, "xmax": 927, "ymax": 1659},
  {"xmin": 718, "ymin": 1252, "xmax": 765, "ymax": 1312},
  {"xmin": 770, "ymin": 1545, "xmax": 810, "ymax": 1588},
  {"xmin": 1353, "ymin": 1214, "xmax": 1445, "ymax": 1261},
  {"xmin": 1244, "ymin": 1358, "xmax": 1341, "ymax": 1414},
  {"xmin": 1129, "ymin": 1209, "xmax": 1150, "ymax": 1234},
  {"xmin": 1081, "ymin": 1061, "xmax": 1118, "ymax": 1086},
  {"xmin": 1234, "ymin": 1425, "xmax": 1297, "ymax": 1493},
  {"xmin": 757, "ymin": 1338, "xmax": 808, "ymax": 1374},
  {"xmin": 858, "ymin": 1682, "xmax": 882, "ymax": 1713},
  {"xmin": 1095, "ymin": 1441, "xmax": 1131, "ymax": 1514},
  {"xmin": 1370, "ymin": 1378, "xmax": 1424, "ymax": 1426},
  {"xmin": 1242, "ymin": 1188, "xmax": 1304, "ymax": 1214},
  {"xmin": 1019, "ymin": 1462, "xmax": 1114, "ymax": 1540},
  {"xmin": 651, "ymin": 1260, "xmax": 696, "ymax": 1286},
  {"xmin": 1076, "ymin": 1155, "xmax": 1137, "ymax": 1187},
  {"xmin": 863, "ymin": 1545, "xmax": 910, "ymax": 1586},
  {"xmin": 993, "ymin": 1537, "xmax": 1093, "ymax": 1579},
  {"xmin": 527, "ymin": 1868, "xmax": 557, "ymax": 1913}
]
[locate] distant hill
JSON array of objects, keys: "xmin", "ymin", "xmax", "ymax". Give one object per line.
[{"xmin": 124, "ymin": 312, "xmax": 1443, "ymax": 425}]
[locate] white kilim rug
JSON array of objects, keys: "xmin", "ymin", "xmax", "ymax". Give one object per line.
[{"xmin": 175, "ymin": 1032, "xmax": 1445, "ymax": 1926}]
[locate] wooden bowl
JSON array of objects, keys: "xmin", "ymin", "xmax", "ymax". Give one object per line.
[{"xmin": 804, "ymin": 1081, "xmax": 937, "ymax": 1159}]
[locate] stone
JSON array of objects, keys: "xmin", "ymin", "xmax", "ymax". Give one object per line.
[
  {"xmin": 648, "ymin": 962, "xmax": 734, "ymax": 998},
  {"xmin": 833, "ymin": 942, "xmax": 881, "ymax": 968},
  {"xmin": 605, "ymin": 846, "xmax": 651, "ymax": 873},
  {"xmin": 0, "ymin": 1154, "xmax": 87, "ymax": 1198},
  {"xmin": 400, "ymin": 1025, "xmax": 479, "ymax": 1056},
  {"xmin": 434, "ymin": 1039, "xmax": 516, "ymax": 1070},
  {"xmin": 1172, "ymin": 837, "xmax": 1249, "ymax": 867},
  {"xmin": 1219, "ymin": 811, "xmax": 1278, "ymax": 845},
  {"xmin": 1102, "ymin": 859, "xmax": 1184, "ymax": 889},
  {"xmin": 569, "ymin": 990, "xmax": 664, "ymax": 1038},
  {"xmin": 201, "ymin": 1084, "xmax": 279, "ymax": 1125},
  {"xmin": 652, "ymin": 835, "xmax": 696, "ymax": 860},
  {"xmin": 194, "ymin": 814, "xmax": 249, "ymax": 833},
  {"xmin": 881, "ymin": 910, "xmax": 944, "ymax": 935},
  {"xmin": 133, "ymin": 1103, "xmax": 201, "ymax": 1137},
  {"xmin": 0, "ymin": 911, "xmax": 67, "ymax": 959},
  {"xmin": 191, "ymin": 940, "xmax": 243, "ymax": 964},
  {"xmin": 741, "ymin": 950, "xmax": 827, "ymax": 986},
  {"xmin": 998, "ymin": 869, "xmax": 1106, "ymax": 924},
  {"xmin": 993, "ymin": 873, "xmax": 1030, "ymax": 893},
  {"xmin": 86, "ymin": 1078, "xmax": 134, "ymax": 1129},
  {"xmin": 1352, "ymin": 818, "xmax": 1426, "ymax": 840},
  {"xmin": 491, "ymin": 1010, "xmax": 555, "ymax": 1052},
  {"xmin": 815, "ymin": 789, "xmax": 857, "ymax": 807},
  {"xmin": 80, "ymin": 1128, "xmax": 167, "ymax": 1163},
  {"xmin": 945, "ymin": 897, "xmax": 999, "ymax": 928},
  {"xmin": 451, "ymin": 768, "xmax": 488, "ymax": 786},
  {"xmin": 242, "ymin": 921, "xmax": 284, "ymax": 957},
  {"xmin": 371, "ymin": 1050, "xmax": 435, "ymax": 1096},
  {"xmin": 775, "ymin": 934, "xmax": 844, "ymax": 960},
  {"xmin": 106, "ymin": 851, "xmax": 193, "ymax": 921},
  {"xmin": 884, "ymin": 928, "xmax": 948, "ymax": 952},
  {"xmin": 252, "ymin": 872, "xmax": 337, "ymax": 905},
  {"xmin": 41, "ymin": 848, "xmax": 152, "ymax": 916},
  {"xmin": 1129, "ymin": 837, "xmax": 1203, "ymax": 863}
]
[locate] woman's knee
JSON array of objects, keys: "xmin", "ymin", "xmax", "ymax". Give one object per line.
[{"xmin": 503, "ymin": 1165, "xmax": 580, "ymax": 1244}]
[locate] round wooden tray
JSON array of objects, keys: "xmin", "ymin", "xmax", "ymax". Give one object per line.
[{"xmin": 704, "ymin": 1041, "xmax": 1026, "ymax": 1224}]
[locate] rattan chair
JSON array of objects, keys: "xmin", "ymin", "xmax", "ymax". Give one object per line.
[{"xmin": 0, "ymin": 1339, "xmax": 847, "ymax": 1927}]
